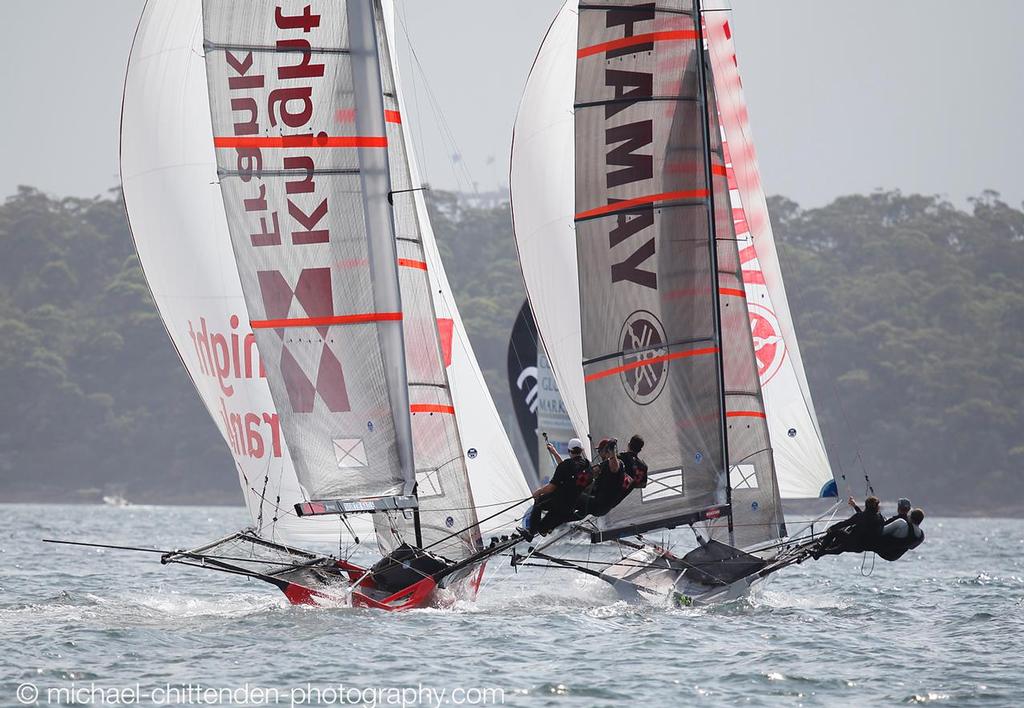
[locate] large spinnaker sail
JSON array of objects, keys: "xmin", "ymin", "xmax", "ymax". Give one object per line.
[
  {"xmin": 704, "ymin": 8, "xmax": 836, "ymax": 500},
  {"xmin": 574, "ymin": 1, "xmax": 730, "ymax": 538},
  {"xmin": 371, "ymin": 6, "xmax": 481, "ymax": 559},
  {"xmin": 121, "ymin": 0, "xmax": 340, "ymax": 543},
  {"xmin": 201, "ymin": 0, "xmax": 416, "ymax": 507}
]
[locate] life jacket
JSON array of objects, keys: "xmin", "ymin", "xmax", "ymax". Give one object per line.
[{"xmin": 872, "ymin": 521, "xmax": 923, "ymax": 561}]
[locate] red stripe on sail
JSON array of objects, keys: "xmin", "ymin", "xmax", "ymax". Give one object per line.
[
  {"xmin": 397, "ymin": 258, "xmax": 427, "ymax": 270},
  {"xmin": 727, "ymin": 411, "xmax": 767, "ymax": 419},
  {"xmin": 719, "ymin": 287, "xmax": 746, "ymax": 298},
  {"xmin": 385, "ymin": 110, "xmax": 402, "ymax": 124},
  {"xmin": 741, "ymin": 269, "xmax": 766, "ymax": 285},
  {"xmin": 214, "ymin": 135, "xmax": 387, "ymax": 149},
  {"xmin": 410, "ymin": 404, "xmax": 455, "ymax": 414},
  {"xmin": 575, "ymin": 189, "xmax": 708, "ymax": 221},
  {"xmin": 577, "ymin": 30, "xmax": 699, "ymax": 58},
  {"xmin": 250, "ymin": 312, "xmax": 402, "ymax": 329},
  {"xmin": 585, "ymin": 347, "xmax": 718, "ymax": 382},
  {"xmin": 437, "ymin": 318, "xmax": 454, "ymax": 368},
  {"xmin": 738, "ymin": 246, "xmax": 758, "ymax": 264}
]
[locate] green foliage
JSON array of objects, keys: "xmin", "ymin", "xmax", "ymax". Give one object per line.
[
  {"xmin": 0, "ymin": 187, "xmax": 232, "ymax": 503},
  {"xmin": 769, "ymin": 191, "xmax": 1024, "ymax": 514},
  {"xmin": 0, "ymin": 186, "xmax": 1019, "ymax": 514}
]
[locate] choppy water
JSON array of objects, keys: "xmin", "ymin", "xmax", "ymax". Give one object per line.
[{"xmin": 1, "ymin": 505, "xmax": 1022, "ymax": 707}]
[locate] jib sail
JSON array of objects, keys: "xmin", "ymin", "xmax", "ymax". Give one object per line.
[
  {"xmin": 370, "ymin": 6, "xmax": 481, "ymax": 559},
  {"xmin": 705, "ymin": 8, "xmax": 836, "ymax": 500},
  {"xmin": 201, "ymin": 1, "xmax": 416, "ymax": 509}
]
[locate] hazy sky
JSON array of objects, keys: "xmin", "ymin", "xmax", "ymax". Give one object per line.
[{"xmin": 3, "ymin": 1, "xmax": 1022, "ymax": 208}]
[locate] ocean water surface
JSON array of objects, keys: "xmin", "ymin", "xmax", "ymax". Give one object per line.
[{"xmin": 1, "ymin": 504, "xmax": 1022, "ymax": 707}]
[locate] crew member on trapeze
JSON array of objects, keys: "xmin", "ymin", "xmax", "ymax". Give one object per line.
[
  {"xmin": 519, "ymin": 437, "xmax": 591, "ymax": 540},
  {"xmin": 811, "ymin": 496, "xmax": 925, "ymax": 560},
  {"xmin": 811, "ymin": 495, "xmax": 885, "ymax": 558},
  {"xmin": 872, "ymin": 506, "xmax": 925, "ymax": 561}
]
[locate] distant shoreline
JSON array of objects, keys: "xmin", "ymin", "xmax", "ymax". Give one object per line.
[{"xmin": 2, "ymin": 500, "xmax": 1020, "ymax": 520}]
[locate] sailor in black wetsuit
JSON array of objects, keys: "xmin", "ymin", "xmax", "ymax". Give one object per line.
[
  {"xmin": 617, "ymin": 435, "xmax": 649, "ymax": 497},
  {"xmin": 576, "ymin": 437, "xmax": 631, "ymax": 517},
  {"xmin": 812, "ymin": 495, "xmax": 885, "ymax": 559},
  {"xmin": 522, "ymin": 438, "xmax": 591, "ymax": 539},
  {"xmin": 871, "ymin": 507, "xmax": 925, "ymax": 561}
]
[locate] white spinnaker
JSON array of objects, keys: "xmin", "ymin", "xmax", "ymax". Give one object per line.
[
  {"xmin": 382, "ymin": 1, "xmax": 533, "ymax": 533},
  {"xmin": 510, "ymin": 1, "xmax": 587, "ymax": 439},
  {"xmin": 705, "ymin": 7, "xmax": 835, "ymax": 499},
  {"xmin": 511, "ymin": 1, "xmax": 835, "ymax": 500},
  {"xmin": 121, "ymin": 0, "xmax": 342, "ymax": 543}
]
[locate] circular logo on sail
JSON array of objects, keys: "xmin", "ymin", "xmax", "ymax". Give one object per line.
[
  {"xmin": 618, "ymin": 310, "xmax": 668, "ymax": 405},
  {"xmin": 747, "ymin": 302, "xmax": 787, "ymax": 386}
]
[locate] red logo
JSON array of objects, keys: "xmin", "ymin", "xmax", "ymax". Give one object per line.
[{"xmin": 746, "ymin": 302, "xmax": 786, "ymax": 386}]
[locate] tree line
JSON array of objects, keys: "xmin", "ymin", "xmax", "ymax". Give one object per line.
[{"xmin": 0, "ymin": 186, "xmax": 1019, "ymax": 514}]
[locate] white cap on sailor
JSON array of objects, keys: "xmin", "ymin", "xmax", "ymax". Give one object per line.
[{"xmin": 567, "ymin": 438, "xmax": 584, "ymax": 453}]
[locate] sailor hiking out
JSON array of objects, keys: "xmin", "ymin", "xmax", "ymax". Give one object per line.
[
  {"xmin": 520, "ymin": 438, "xmax": 591, "ymax": 540},
  {"xmin": 576, "ymin": 437, "xmax": 647, "ymax": 517},
  {"xmin": 872, "ymin": 507, "xmax": 925, "ymax": 561},
  {"xmin": 811, "ymin": 496, "xmax": 925, "ymax": 561}
]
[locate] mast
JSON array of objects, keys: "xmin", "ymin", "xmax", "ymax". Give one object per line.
[{"xmin": 694, "ymin": 0, "xmax": 734, "ymax": 544}]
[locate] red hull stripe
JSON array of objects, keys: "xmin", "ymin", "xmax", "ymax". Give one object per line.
[
  {"xmin": 727, "ymin": 411, "xmax": 767, "ymax": 419},
  {"xmin": 397, "ymin": 258, "xmax": 428, "ymax": 271},
  {"xmin": 585, "ymin": 346, "xmax": 718, "ymax": 382},
  {"xmin": 410, "ymin": 404, "xmax": 456, "ymax": 414},
  {"xmin": 251, "ymin": 312, "xmax": 402, "ymax": 329},
  {"xmin": 719, "ymin": 287, "xmax": 746, "ymax": 298},
  {"xmin": 385, "ymin": 110, "xmax": 402, "ymax": 124},
  {"xmin": 576, "ymin": 189, "xmax": 709, "ymax": 220},
  {"xmin": 578, "ymin": 30, "xmax": 699, "ymax": 58},
  {"xmin": 214, "ymin": 135, "xmax": 387, "ymax": 149}
]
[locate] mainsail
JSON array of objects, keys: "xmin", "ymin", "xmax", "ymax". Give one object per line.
[
  {"xmin": 573, "ymin": 1, "xmax": 732, "ymax": 539},
  {"xmin": 202, "ymin": 0, "xmax": 416, "ymax": 510},
  {"xmin": 512, "ymin": 1, "xmax": 831, "ymax": 550}
]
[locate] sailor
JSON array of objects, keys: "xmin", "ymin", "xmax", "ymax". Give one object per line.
[
  {"xmin": 884, "ymin": 497, "xmax": 912, "ymax": 525},
  {"xmin": 520, "ymin": 438, "xmax": 591, "ymax": 539},
  {"xmin": 618, "ymin": 435, "xmax": 648, "ymax": 492},
  {"xmin": 811, "ymin": 495, "xmax": 885, "ymax": 558},
  {"xmin": 576, "ymin": 438, "xmax": 629, "ymax": 517},
  {"xmin": 871, "ymin": 507, "xmax": 925, "ymax": 561}
]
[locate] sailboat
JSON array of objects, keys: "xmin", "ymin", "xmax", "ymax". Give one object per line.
[
  {"xmin": 509, "ymin": 0, "xmax": 840, "ymax": 605},
  {"xmin": 117, "ymin": 0, "xmax": 531, "ymax": 610}
]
